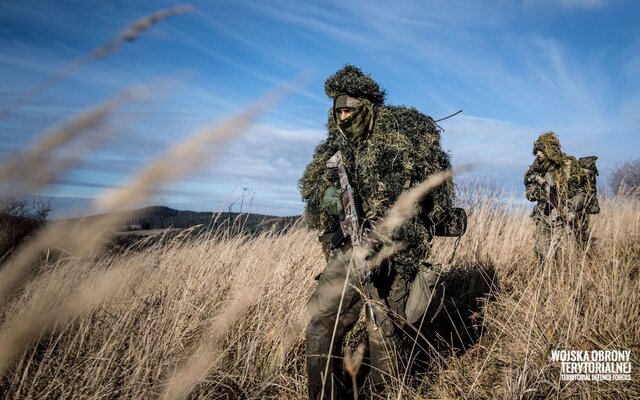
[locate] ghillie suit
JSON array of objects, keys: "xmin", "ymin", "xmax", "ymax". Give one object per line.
[
  {"xmin": 524, "ymin": 131, "xmax": 590, "ymax": 264},
  {"xmin": 299, "ymin": 65, "xmax": 455, "ymax": 399}
]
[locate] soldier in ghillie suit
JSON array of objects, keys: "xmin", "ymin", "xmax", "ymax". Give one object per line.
[
  {"xmin": 524, "ymin": 131, "xmax": 589, "ymax": 264},
  {"xmin": 299, "ymin": 65, "xmax": 455, "ymax": 399}
]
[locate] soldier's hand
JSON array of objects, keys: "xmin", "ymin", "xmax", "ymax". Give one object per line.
[
  {"xmin": 565, "ymin": 211, "xmax": 576, "ymax": 224},
  {"xmin": 321, "ymin": 185, "xmax": 342, "ymax": 217},
  {"xmin": 533, "ymin": 175, "xmax": 547, "ymax": 186}
]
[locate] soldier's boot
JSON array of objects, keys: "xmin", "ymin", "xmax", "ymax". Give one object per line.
[
  {"xmin": 306, "ymin": 316, "xmax": 335, "ymax": 400},
  {"xmin": 366, "ymin": 314, "xmax": 399, "ymax": 398},
  {"xmin": 306, "ymin": 316, "xmax": 352, "ymax": 400}
]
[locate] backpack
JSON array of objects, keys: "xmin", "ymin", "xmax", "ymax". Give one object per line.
[{"xmin": 578, "ymin": 156, "xmax": 600, "ymax": 214}]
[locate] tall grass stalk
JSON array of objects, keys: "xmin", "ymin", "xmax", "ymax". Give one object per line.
[{"xmin": 0, "ymin": 192, "xmax": 637, "ymax": 399}]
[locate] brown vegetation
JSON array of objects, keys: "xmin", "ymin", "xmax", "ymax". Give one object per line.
[
  {"xmin": 611, "ymin": 159, "xmax": 640, "ymax": 197},
  {"xmin": 0, "ymin": 197, "xmax": 51, "ymax": 262},
  {"xmin": 0, "ymin": 189, "xmax": 637, "ymax": 399},
  {"xmin": 0, "ymin": 6, "xmax": 637, "ymax": 398}
]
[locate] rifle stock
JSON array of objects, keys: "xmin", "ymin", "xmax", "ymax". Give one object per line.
[{"xmin": 326, "ymin": 151, "xmax": 378, "ymax": 331}]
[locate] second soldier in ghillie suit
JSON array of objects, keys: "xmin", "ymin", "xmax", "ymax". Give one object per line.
[
  {"xmin": 299, "ymin": 65, "xmax": 455, "ymax": 399},
  {"xmin": 524, "ymin": 131, "xmax": 589, "ymax": 265}
]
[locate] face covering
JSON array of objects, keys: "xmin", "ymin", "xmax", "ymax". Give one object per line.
[{"xmin": 333, "ymin": 95, "xmax": 375, "ymax": 144}]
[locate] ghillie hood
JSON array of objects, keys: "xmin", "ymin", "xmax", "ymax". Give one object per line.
[
  {"xmin": 324, "ymin": 65, "xmax": 386, "ymax": 105},
  {"xmin": 301, "ymin": 65, "xmax": 456, "ymax": 278},
  {"xmin": 533, "ymin": 131, "xmax": 563, "ymax": 165},
  {"xmin": 528, "ymin": 131, "xmax": 586, "ymax": 202}
]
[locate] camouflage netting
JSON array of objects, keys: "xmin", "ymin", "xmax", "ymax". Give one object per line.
[
  {"xmin": 299, "ymin": 65, "xmax": 455, "ymax": 278},
  {"xmin": 324, "ymin": 64, "xmax": 386, "ymax": 105},
  {"xmin": 527, "ymin": 131, "xmax": 585, "ymax": 201},
  {"xmin": 533, "ymin": 131, "xmax": 562, "ymax": 164}
]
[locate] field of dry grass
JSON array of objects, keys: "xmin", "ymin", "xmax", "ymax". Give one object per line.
[
  {"xmin": 1, "ymin": 7, "xmax": 638, "ymax": 399},
  {"xmin": 0, "ymin": 188, "xmax": 637, "ymax": 399}
]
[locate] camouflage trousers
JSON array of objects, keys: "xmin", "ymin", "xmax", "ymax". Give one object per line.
[
  {"xmin": 534, "ymin": 211, "xmax": 590, "ymax": 265},
  {"xmin": 305, "ymin": 246, "xmax": 410, "ymax": 400}
]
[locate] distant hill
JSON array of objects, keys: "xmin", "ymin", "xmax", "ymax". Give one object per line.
[
  {"xmin": 122, "ymin": 205, "xmax": 301, "ymax": 232},
  {"xmin": 63, "ymin": 205, "xmax": 301, "ymax": 234}
]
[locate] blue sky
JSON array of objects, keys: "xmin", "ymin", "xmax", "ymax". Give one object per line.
[{"xmin": 1, "ymin": 0, "xmax": 638, "ymax": 217}]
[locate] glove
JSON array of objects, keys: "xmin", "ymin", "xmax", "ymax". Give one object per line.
[
  {"xmin": 321, "ymin": 185, "xmax": 343, "ymax": 217},
  {"xmin": 565, "ymin": 211, "xmax": 576, "ymax": 224},
  {"xmin": 533, "ymin": 175, "xmax": 547, "ymax": 186}
]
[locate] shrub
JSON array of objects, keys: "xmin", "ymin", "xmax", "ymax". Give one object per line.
[
  {"xmin": 0, "ymin": 197, "xmax": 52, "ymax": 262},
  {"xmin": 610, "ymin": 159, "xmax": 640, "ymax": 197}
]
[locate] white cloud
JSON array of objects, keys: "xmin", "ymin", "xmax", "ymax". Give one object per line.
[
  {"xmin": 440, "ymin": 114, "xmax": 538, "ymax": 189},
  {"xmin": 528, "ymin": 36, "xmax": 604, "ymax": 117},
  {"xmin": 240, "ymin": 1, "xmax": 372, "ymax": 47},
  {"xmin": 523, "ymin": 0, "xmax": 606, "ymax": 9},
  {"xmin": 201, "ymin": 125, "xmax": 320, "ymax": 179},
  {"xmin": 443, "ymin": 114, "xmax": 534, "ymax": 165},
  {"xmin": 246, "ymin": 124, "xmax": 325, "ymax": 143}
]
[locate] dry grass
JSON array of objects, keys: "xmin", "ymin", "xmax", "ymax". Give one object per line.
[
  {"xmin": 0, "ymin": 227, "xmax": 317, "ymax": 399},
  {"xmin": 0, "ymin": 191, "xmax": 637, "ymax": 399},
  {"xmin": 423, "ymin": 189, "xmax": 640, "ymax": 399},
  {"xmin": 0, "ymin": 7, "xmax": 638, "ymax": 398}
]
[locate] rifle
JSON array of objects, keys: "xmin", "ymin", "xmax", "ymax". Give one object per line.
[
  {"xmin": 531, "ymin": 174, "xmax": 575, "ymax": 223},
  {"xmin": 326, "ymin": 150, "xmax": 378, "ymax": 331}
]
